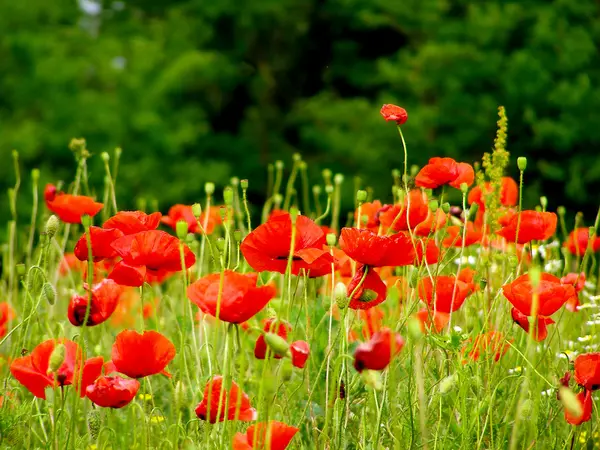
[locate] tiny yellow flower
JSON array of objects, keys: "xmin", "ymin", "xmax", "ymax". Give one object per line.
[
  {"xmin": 150, "ymin": 415, "xmax": 165, "ymax": 424},
  {"xmin": 138, "ymin": 394, "xmax": 152, "ymax": 401}
]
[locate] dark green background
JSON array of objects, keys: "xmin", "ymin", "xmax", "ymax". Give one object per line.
[{"xmin": 1, "ymin": 0, "xmax": 599, "ymax": 225}]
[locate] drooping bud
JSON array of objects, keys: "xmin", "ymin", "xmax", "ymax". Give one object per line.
[
  {"xmin": 48, "ymin": 344, "xmax": 66, "ymax": 373},
  {"xmin": 176, "ymin": 220, "xmax": 188, "ymax": 240},
  {"xmin": 42, "ymin": 282, "xmax": 56, "ymax": 305},
  {"xmin": 45, "ymin": 215, "xmax": 60, "ymax": 238},
  {"xmin": 264, "ymin": 332, "xmax": 290, "ymax": 357},
  {"xmin": 517, "ymin": 157, "xmax": 527, "ymax": 172},
  {"xmin": 441, "ymin": 202, "xmax": 451, "ymax": 214}
]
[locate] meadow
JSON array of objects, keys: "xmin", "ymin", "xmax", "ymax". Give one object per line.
[{"xmin": 1, "ymin": 104, "xmax": 599, "ymax": 449}]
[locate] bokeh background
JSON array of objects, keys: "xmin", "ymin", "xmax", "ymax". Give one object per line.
[{"xmin": 1, "ymin": 0, "xmax": 599, "ymax": 225}]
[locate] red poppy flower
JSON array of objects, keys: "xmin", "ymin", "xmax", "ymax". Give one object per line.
[
  {"xmin": 195, "ymin": 376, "xmax": 257, "ymax": 423},
  {"xmin": 290, "ymin": 341, "xmax": 310, "ymax": 369},
  {"xmin": 339, "ymin": 228, "xmax": 415, "ymax": 267},
  {"xmin": 414, "ymin": 309, "xmax": 450, "ymax": 333},
  {"xmin": 415, "ymin": 158, "xmax": 474, "ymax": 190},
  {"xmin": 502, "ymin": 272, "xmax": 576, "ymax": 316},
  {"xmin": 103, "ymin": 211, "xmax": 162, "ymax": 235},
  {"xmin": 111, "ymin": 330, "xmax": 176, "ymax": 378},
  {"xmin": 457, "ymin": 267, "xmax": 479, "ymax": 292},
  {"xmin": 468, "ymin": 177, "xmax": 518, "ymax": 210},
  {"xmin": 241, "ymin": 213, "xmax": 333, "ymax": 277},
  {"xmin": 564, "ymin": 390, "xmax": 592, "ymax": 426},
  {"xmin": 353, "ymin": 327, "xmax": 404, "ymax": 372},
  {"xmin": 574, "ymin": 353, "xmax": 600, "ymax": 391},
  {"xmin": 109, "ymin": 230, "xmax": 195, "ymax": 286},
  {"xmin": 233, "ymin": 421, "xmax": 299, "ymax": 450},
  {"xmin": 380, "ymin": 104, "xmax": 408, "ymax": 125},
  {"xmin": 564, "ymin": 228, "xmax": 600, "ymax": 256},
  {"xmin": 188, "ymin": 271, "xmax": 276, "ymax": 324},
  {"xmin": 442, "ymin": 222, "xmax": 482, "ymax": 247},
  {"xmin": 68, "ymin": 279, "xmax": 122, "ymax": 326},
  {"xmin": 561, "ymin": 272, "xmax": 585, "ymax": 312},
  {"xmin": 511, "ymin": 308, "xmax": 554, "ymax": 341},
  {"xmin": 417, "ymin": 276, "xmax": 472, "ymax": 313},
  {"xmin": 255, "ymin": 319, "xmax": 291, "ymax": 359},
  {"xmin": 413, "ymin": 238, "xmax": 440, "ymax": 265},
  {"xmin": 496, "ymin": 210, "xmax": 557, "ymax": 244},
  {"xmin": 377, "ymin": 190, "xmax": 429, "ymax": 232},
  {"xmin": 355, "ymin": 200, "xmax": 383, "ymax": 230},
  {"xmin": 0, "ymin": 303, "xmax": 16, "ymax": 339},
  {"xmin": 59, "ymin": 253, "xmax": 85, "ymax": 277},
  {"xmin": 347, "ymin": 265, "xmax": 387, "ymax": 310},
  {"xmin": 86, "ymin": 375, "xmax": 140, "ymax": 408},
  {"xmin": 461, "ymin": 331, "xmax": 510, "ymax": 363},
  {"xmin": 10, "ymin": 339, "xmax": 83, "ymax": 399},
  {"xmin": 414, "ymin": 209, "xmax": 448, "ymax": 236},
  {"xmin": 161, "ymin": 204, "xmax": 222, "ymax": 235},
  {"xmin": 44, "ymin": 184, "xmax": 104, "ymax": 224},
  {"xmin": 74, "ymin": 226, "xmax": 124, "ymax": 262}
]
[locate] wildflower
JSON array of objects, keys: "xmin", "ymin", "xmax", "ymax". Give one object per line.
[
  {"xmin": 188, "ymin": 271, "xmax": 276, "ymax": 324},
  {"xmin": 233, "ymin": 421, "xmax": 299, "ymax": 450},
  {"xmin": 564, "ymin": 390, "xmax": 592, "ymax": 426},
  {"xmin": 574, "ymin": 353, "xmax": 600, "ymax": 391},
  {"xmin": 457, "ymin": 267, "xmax": 479, "ymax": 293},
  {"xmin": 417, "ymin": 276, "xmax": 472, "ymax": 313},
  {"xmin": 502, "ymin": 272, "xmax": 576, "ymax": 316},
  {"xmin": 339, "ymin": 227, "xmax": 415, "ymax": 267},
  {"xmin": 44, "ymin": 184, "xmax": 103, "ymax": 224},
  {"xmin": 564, "ymin": 228, "xmax": 600, "ymax": 256},
  {"xmin": 414, "ymin": 309, "xmax": 450, "ymax": 333},
  {"xmin": 353, "ymin": 328, "xmax": 404, "ymax": 372},
  {"xmin": 415, "ymin": 158, "xmax": 474, "ymax": 190},
  {"xmin": 241, "ymin": 213, "xmax": 333, "ymax": 277},
  {"xmin": 461, "ymin": 331, "xmax": 510, "ymax": 363},
  {"xmin": 111, "ymin": 330, "xmax": 176, "ymax": 378},
  {"xmin": 0, "ymin": 303, "xmax": 16, "ymax": 339},
  {"xmin": 468, "ymin": 177, "xmax": 518, "ymax": 210},
  {"xmin": 347, "ymin": 265, "xmax": 388, "ymax": 310},
  {"xmin": 413, "ymin": 238, "xmax": 440, "ymax": 265},
  {"xmin": 561, "ymin": 272, "xmax": 586, "ymax": 312},
  {"xmin": 103, "ymin": 211, "xmax": 162, "ymax": 235},
  {"xmin": 74, "ymin": 227, "xmax": 124, "ymax": 262},
  {"xmin": 442, "ymin": 222, "xmax": 483, "ymax": 248},
  {"xmin": 355, "ymin": 200, "xmax": 383, "ymax": 230},
  {"xmin": 68, "ymin": 279, "xmax": 122, "ymax": 326},
  {"xmin": 377, "ymin": 190, "xmax": 430, "ymax": 232},
  {"xmin": 161, "ymin": 204, "xmax": 222, "ymax": 235},
  {"xmin": 414, "ymin": 209, "xmax": 448, "ymax": 236},
  {"xmin": 290, "ymin": 341, "xmax": 310, "ymax": 369},
  {"xmin": 195, "ymin": 376, "xmax": 257, "ymax": 423},
  {"xmin": 380, "ymin": 104, "xmax": 408, "ymax": 125},
  {"xmin": 511, "ymin": 308, "xmax": 555, "ymax": 341},
  {"xmin": 496, "ymin": 210, "xmax": 557, "ymax": 244},
  {"xmin": 255, "ymin": 319, "xmax": 291, "ymax": 360},
  {"xmin": 86, "ymin": 376, "xmax": 140, "ymax": 408}
]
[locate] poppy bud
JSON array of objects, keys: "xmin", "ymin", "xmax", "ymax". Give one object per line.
[
  {"xmin": 460, "ymin": 182, "xmax": 469, "ymax": 194},
  {"xmin": 176, "ymin": 220, "xmax": 188, "ymax": 240},
  {"xmin": 361, "ymin": 370, "xmax": 382, "ymax": 390},
  {"xmin": 326, "ymin": 233, "xmax": 337, "ymax": 247},
  {"xmin": 237, "ymin": 179, "xmax": 248, "ymax": 191},
  {"xmin": 81, "ymin": 214, "xmax": 93, "ymax": 228},
  {"xmin": 289, "ymin": 207, "xmax": 299, "ymax": 224},
  {"xmin": 439, "ymin": 373, "xmax": 457, "ymax": 395},
  {"xmin": 69, "ymin": 137, "xmax": 86, "ymax": 154},
  {"xmin": 215, "ymin": 237, "xmax": 226, "ymax": 254},
  {"xmin": 223, "ymin": 187, "xmax": 234, "ymax": 206},
  {"xmin": 204, "ymin": 182, "xmax": 215, "ymax": 196},
  {"xmin": 517, "ymin": 157, "xmax": 527, "ymax": 172},
  {"xmin": 312, "ymin": 185, "xmax": 321, "ymax": 195},
  {"xmin": 407, "ymin": 317, "xmax": 423, "ymax": 340},
  {"xmin": 356, "ymin": 190, "xmax": 367, "ymax": 204},
  {"xmin": 334, "ymin": 174, "xmax": 344, "ymax": 185},
  {"xmin": 335, "ymin": 282, "xmax": 349, "ymax": 309},
  {"xmin": 293, "ymin": 153, "xmax": 302, "ymax": 162},
  {"xmin": 87, "ymin": 409, "xmax": 101, "ymax": 441},
  {"xmin": 233, "ymin": 230, "xmax": 242, "ymax": 242},
  {"xmin": 322, "ymin": 168, "xmax": 332, "ymax": 182},
  {"xmin": 540, "ymin": 196, "xmax": 548, "ymax": 209},
  {"xmin": 429, "ymin": 200, "xmax": 439, "ymax": 212},
  {"xmin": 325, "ymin": 185, "xmax": 334, "ymax": 195},
  {"xmin": 273, "ymin": 193, "xmax": 283, "ymax": 206},
  {"xmin": 192, "ymin": 203, "xmax": 202, "ymax": 217},
  {"xmin": 45, "ymin": 215, "xmax": 60, "ymax": 238},
  {"xmin": 411, "ymin": 165, "xmax": 419, "ymax": 177},
  {"xmin": 275, "ymin": 160, "xmax": 284, "ymax": 170},
  {"xmin": 264, "ymin": 332, "xmax": 290, "ymax": 357},
  {"xmin": 298, "ymin": 161, "xmax": 307, "ymax": 170},
  {"xmin": 441, "ymin": 202, "xmax": 451, "ymax": 214},
  {"xmin": 32, "ymin": 168, "xmax": 40, "ymax": 182},
  {"xmin": 559, "ymin": 387, "xmax": 583, "ymax": 418},
  {"xmin": 48, "ymin": 343, "xmax": 66, "ymax": 373},
  {"xmin": 391, "ymin": 168, "xmax": 400, "ymax": 179},
  {"xmin": 42, "ymin": 282, "xmax": 56, "ymax": 305},
  {"xmin": 101, "ymin": 152, "xmax": 110, "ymax": 163},
  {"xmin": 230, "ymin": 177, "xmax": 239, "ymax": 187},
  {"xmin": 557, "ymin": 206, "xmax": 566, "ymax": 217}
]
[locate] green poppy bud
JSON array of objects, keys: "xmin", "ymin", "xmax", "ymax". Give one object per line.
[
  {"xmin": 410, "ymin": 165, "xmax": 420, "ymax": 177},
  {"xmin": 325, "ymin": 185, "xmax": 334, "ymax": 195},
  {"xmin": 48, "ymin": 344, "xmax": 66, "ymax": 373},
  {"xmin": 312, "ymin": 185, "xmax": 321, "ymax": 195},
  {"xmin": 176, "ymin": 220, "xmax": 188, "ymax": 240},
  {"xmin": 460, "ymin": 182, "xmax": 469, "ymax": 194},
  {"xmin": 264, "ymin": 332, "xmax": 290, "ymax": 357},
  {"xmin": 31, "ymin": 168, "xmax": 40, "ymax": 182},
  {"xmin": 429, "ymin": 199, "xmax": 439, "ymax": 212},
  {"xmin": 356, "ymin": 190, "xmax": 367, "ymax": 203},
  {"xmin": 204, "ymin": 182, "xmax": 215, "ymax": 196},
  {"xmin": 441, "ymin": 202, "xmax": 451, "ymax": 214},
  {"xmin": 517, "ymin": 157, "xmax": 527, "ymax": 172},
  {"xmin": 406, "ymin": 317, "xmax": 423, "ymax": 340},
  {"xmin": 87, "ymin": 409, "xmax": 101, "ymax": 441},
  {"xmin": 42, "ymin": 282, "xmax": 56, "ymax": 305},
  {"xmin": 293, "ymin": 153, "xmax": 302, "ymax": 162},
  {"xmin": 557, "ymin": 206, "xmax": 566, "ymax": 216},
  {"xmin": 326, "ymin": 233, "xmax": 337, "ymax": 247},
  {"xmin": 215, "ymin": 238, "xmax": 226, "ymax": 253},
  {"xmin": 335, "ymin": 282, "xmax": 349, "ymax": 309},
  {"xmin": 101, "ymin": 152, "xmax": 110, "ymax": 163},
  {"xmin": 233, "ymin": 230, "xmax": 242, "ymax": 242},
  {"xmin": 391, "ymin": 169, "xmax": 401, "ymax": 179},
  {"xmin": 192, "ymin": 203, "xmax": 202, "ymax": 217},
  {"xmin": 334, "ymin": 174, "xmax": 344, "ymax": 185},
  {"xmin": 275, "ymin": 160, "xmax": 284, "ymax": 170},
  {"xmin": 240, "ymin": 179, "xmax": 249, "ymax": 190},
  {"xmin": 230, "ymin": 177, "xmax": 239, "ymax": 187},
  {"xmin": 540, "ymin": 196, "xmax": 548, "ymax": 209},
  {"xmin": 223, "ymin": 187, "xmax": 234, "ymax": 206},
  {"xmin": 45, "ymin": 215, "xmax": 60, "ymax": 239}
]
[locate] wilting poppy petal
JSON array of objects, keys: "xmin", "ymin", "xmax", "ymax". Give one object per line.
[
  {"xmin": 86, "ymin": 375, "xmax": 140, "ymax": 408},
  {"xmin": 111, "ymin": 330, "xmax": 176, "ymax": 378},
  {"xmin": 290, "ymin": 341, "xmax": 310, "ymax": 369},
  {"xmin": 108, "ymin": 261, "xmax": 147, "ymax": 287},
  {"xmin": 78, "ymin": 356, "xmax": 104, "ymax": 397},
  {"xmin": 353, "ymin": 328, "xmax": 404, "ymax": 372}
]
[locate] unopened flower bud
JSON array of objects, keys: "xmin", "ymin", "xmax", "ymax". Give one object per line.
[
  {"xmin": 312, "ymin": 185, "xmax": 321, "ymax": 195},
  {"xmin": 298, "ymin": 161, "xmax": 307, "ymax": 170},
  {"xmin": 230, "ymin": 177, "xmax": 239, "ymax": 187},
  {"xmin": 45, "ymin": 215, "xmax": 60, "ymax": 238},
  {"xmin": 293, "ymin": 153, "xmax": 302, "ymax": 162},
  {"xmin": 439, "ymin": 373, "xmax": 458, "ymax": 395},
  {"xmin": 204, "ymin": 182, "xmax": 215, "ymax": 196},
  {"xmin": 406, "ymin": 317, "xmax": 423, "ymax": 340},
  {"xmin": 176, "ymin": 220, "xmax": 189, "ymax": 240},
  {"xmin": 326, "ymin": 233, "xmax": 337, "ymax": 247},
  {"xmin": 559, "ymin": 387, "xmax": 582, "ymax": 418},
  {"xmin": 48, "ymin": 344, "xmax": 66, "ymax": 373},
  {"xmin": 335, "ymin": 282, "xmax": 349, "ymax": 309},
  {"xmin": 334, "ymin": 174, "xmax": 344, "ymax": 185},
  {"xmin": 428, "ymin": 200, "xmax": 439, "ymax": 212},
  {"xmin": 240, "ymin": 179, "xmax": 249, "ymax": 190},
  {"xmin": 223, "ymin": 187, "xmax": 234, "ymax": 206},
  {"xmin": 441, "ymin": 202, "xmax": 451, "ymax": 214},
  {"xmin": 192, "ymin": 203, "xmax": 202, "ymax": 217},
  {"xmin": 540, "ymin": 196, "xmax": 548, "ymax": 209},
  {"xmin": 325, "ymin": 185, "xmax": 334, "ymax": 195},
  {"xmin": 215, "ymin": 238, "xmax": 226, "ymax": 253},
  {"xmin": 460, "ymin": 182, "xmax": 469, "ymax": 194},
  {"xmin": 101, "ymin": 152, "xmax": 110, "ymax": 163},
  {"xmin": 356, "ymin": 190, "xmax": 367, "ymax": 204},
  {"xmin": 31, "ymin": 168, "xmax": 40, "ymax": 182},
  {"xmin": 273, "ymin": 194, "xmax": 283, "ymax": 206},
  {"xmin": 391, "ymin": 169, "xmax": 401, "ymax": 179},
  {"xmin": 275, "ymin": 160, "xmax": 284, "ymax": 170},
  {"xmin": 557, "ymin": 206, "xmax": 566, "ymax": 217},
  {"xmin": 410, "ymin": 165, "xmax": 420, "ymax": 177},
  {"xmin": 517, "ymin": 157, "xmax": 527, "ymax": 172},
  {"xmin": 233, "ymin": 230, "xmax": 242, "ymax": 242},
  {"xmin": 42, "ymin": 282, "xmax": 56, "ymax": 305},
  {"xmin": 264, "ymin": 332, "xmax": 290, "ymax": 357}
]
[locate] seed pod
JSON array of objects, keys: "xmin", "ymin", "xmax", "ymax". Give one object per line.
[
  {"xmin": 45, "ymin": 215, "xmax": 60, "ymax": 239},
  {"xmin": 42, "ymin": 282, "xmax": 56, "ymax": 305},
  {"xmin": 264, "ymin": 332, "xmax": 290, "ymax": 357},
  {"xmin": 87, "ymin": 409, "xmax": 101, "ymax": 441},
  {"xmin": 176, "ymin": 220, "xmax": 188, "ymax": 240}
]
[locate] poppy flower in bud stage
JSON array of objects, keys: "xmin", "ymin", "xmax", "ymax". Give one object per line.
[
  {"xmin": 377, "ymin": 190, "xmax": 429, "ymax": 232},
  {"xmin": 502, "ymin": 273, "xmax": 576, "ymax": 317},
  {"xmin": 511, "ymin": 307, "xmax": 554, "ymax": 341},
  {"xmin": 108, "ymin": 230, "xmax": 195, "ymax": 287},
  {"xmin": 415, "ymin": 158, "xmax": 474, "ymax": 190},
  {"xmin": 68, "ymin": 279, "xmax": 122, "ymax": 326},
  {"xmin": 111, "ymin": 330, "xmax": 176, "ymax": 378},
  {"xmin": 564, "ymin": 390, "xmax": 592, "ymax": 426},
  {"xmin": 561, "ymin": 272, "xmax": 585, "ymax": 312},
  {"xmin": 161, "ymin": 204, "xmax": 222, "ymax": 235},
  {"xmin": 290, "ymin": 341, "xmax": 310, "ymax": 369},
  {"xmin": 241, "ymin": 213, "xmax": 333, "ymax": 277},
  {"xmin": 414, "ymin": 209, "xmax": 448, "ymax": 236},
  {"xmin": 195, "ymin": 376, "xmax": 257, "ymax": 423},
  {"xmin": 355, "ymin": 200, "xmax": 383, "ymax": 230},
  {"xmin": 74, "ymin": 226, "xmax": 124, "ymax": 262},
  {"xmin": 339, "ymin": 227, "xmax": 416, "ymax": 267},
  {"xmin": 442, "ymin": 222, "xmax": 482, "ymax": 248},
  {"xmin": 380, "ymin": 104, "xmax": 408, "ymax": 125},
  {"xmin": 353, "ymin": 328, "xmax": 404, "ymax": 372},
  {"xmin": 461, "ymin": 331, "xmax": 510, "ymax": 363},
  {"xmin": 496, "ymin": 210, "xmax": 557, "ymax": 244},
  {"xmin": 414, "ymin": 309, "xmax": 450, "ymax": 333},
  {"xmin": 413, "ymin": 238, "xmax": 440, "ymax": 265},
  {"xmin": 233, "ymin": 420, "xmax": 299, "ymax": 450},
  {"xmin": 574, "ymin": 353, "xmax": 600, "ymax": 391},
  {"xmin": 347, "ymin": 265, "xmax": 387, "ymax": 310},
  {"xmin": 0, "ymin": 303, "xmax": 16, "ymax": 339},
  {"xmin": 417, "ymin": 276, "xmax": 472, "ymax": 313},
  {"xmin": 44, "ymin": 184, "xmax": 104, "ymax": 224},
  {"xmin": 563, "ymin": 228, "xmax": 600, "ymax": 256},
  {"xmin": 86, "ymin": 375, "xmax": 140, "ymax": 409},
  {"xmin": 467, "ymin": 177, "xmax": 519, "ymax": 210},
  {"xmin": 255, "ymin": 319, "xmax": 291, "ymax": 359},
  {"xmin": 188, "ymin": 271, "xmax": 276, "ymax": 324},
  {"xmin": 103, "ymin": 211, "xmax": 162, "ymax": 235}
]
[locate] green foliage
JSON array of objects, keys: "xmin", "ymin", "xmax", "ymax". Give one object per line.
[{"xmin": 1, "ymin": 0, "xmax": 599, "ymax": 222}]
